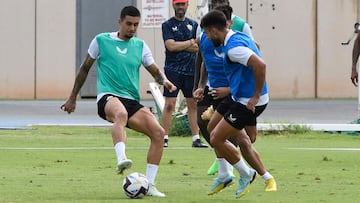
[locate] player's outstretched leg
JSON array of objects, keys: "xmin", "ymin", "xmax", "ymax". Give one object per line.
[
  {"xmin": 207, "ymin": 159, "xmax": 219, "ymax": 175},
  {"xmin": 207, "ymin": 174, "xmax": 234, "ymax": 195},
  {"xmin": 265, "ymin": 177, "xmax": 277, "ymax": 192},
  {"xmin": 117, "ymin": 159, "xmax": 133, "ymax": 175},
  {"xmin": 147, "ymin": 184, "xmax": 166, "ymax": 197},
  {"xmin": 235, "ymin": 169, "xmax": 256, "ymax": 199}
]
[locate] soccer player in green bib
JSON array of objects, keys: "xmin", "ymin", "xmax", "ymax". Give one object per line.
[{"xmin": 61, "ymin": 6, "xmax": 176, "ymax": 197}]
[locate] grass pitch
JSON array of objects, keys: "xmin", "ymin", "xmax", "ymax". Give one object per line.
[{"xmin": 0, "ymin": 126, "xmax": 359, "ymax": 203}]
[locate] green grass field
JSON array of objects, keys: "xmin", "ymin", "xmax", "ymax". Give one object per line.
[{"xmin": 0, "ymin": 126, "xmax": 359, "ymax": 203}]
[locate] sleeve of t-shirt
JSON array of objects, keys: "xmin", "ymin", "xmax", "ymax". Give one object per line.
[
  {"xmin": 196, "ymin": 25, "xmax": 202, "ymax": 40},
  {"xmin": 162, "ymin": 22, "xmax": 174, "ymax": 41},
  {"xmin": 193, "ymin": 21, "xmax": 199, "ymax": 39},
  {"xmin": 199, "ymin": 32, "xmax": 204, "ymax": 42},
  {"xmin": 87, "ymin": 37, "xmax": 99, "ymax": 59},
  {"xmin": 227, "ymin": 46, "xmax": 256, "ymax": 66},
  {"xmin": 242, "ymin": 23, "xmax": 254, "ymax": 40},
  {"xmin": 142, "ymin": 41, "xmax": 155, "ymax": 67}
]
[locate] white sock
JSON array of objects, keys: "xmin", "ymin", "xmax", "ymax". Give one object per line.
[
  {"xmin": 192, "ymin": 134, "xmax": 200, "ymax": 141},
  {"xmin": 114, "ymin": 142, "xmax": 126, "ymax": 163},
  {"xmin": 227, "ymin": 161, "xmax": 234, "ymax": 172},
  {"xmin": 164, "ymin": 135, "xmax": 168, "ymax": 140},
  {"xmin": 262, "ymin": 171, "xmax": 273, "ymax": 180},
  {"xmin": 146, "ymin": 164, "xmax": 159, "ymax": 185},
  {"xmin": 233, "ymin": 158, "xmax": 250, "ymax": 177},
  {"xmin": 217, "ymin": 158, "xmax": 229, "ymax": 179}
]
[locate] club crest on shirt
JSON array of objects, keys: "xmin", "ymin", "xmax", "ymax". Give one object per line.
[{"xmin": 187, "ymin": 24, "xmax": 193, "ymax": 31}]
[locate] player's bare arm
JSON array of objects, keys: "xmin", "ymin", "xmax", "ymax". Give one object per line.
[
  {"xmin": 193, "ymin": 48, "xmax": 203, "ymax": 90},
  {"xmin": 61, "ymin": 54, "xmax": 95, "ymax": 113},
  {"xmin": 351, "ymin": 33, "xmax": 360, "ymax": 86},
  {"xmin": 247, "ymin": 54, "xmax": 266, "ymax": 112},
  {"xmin": 198, "ymin": 62, "xmax": 209, "ymax": 89},
  {"xmin": 193, "ymin": 50, "xmax": 208, "ymax": 101},
  {"xmin": 145, "ymin": 63, "xmax": 177, "ymax": 92}
]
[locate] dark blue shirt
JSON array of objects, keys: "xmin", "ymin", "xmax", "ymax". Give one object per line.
[{"xmin": 162, "ymin": 17, "xmax": 198, "ymax": 76}]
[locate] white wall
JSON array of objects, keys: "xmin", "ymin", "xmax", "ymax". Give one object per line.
[
  {"xmin": 247, "ymin": 0, "xmax": 317, "ymax": 98},
  {"xmin": 0, "ymin": 0, "xmax": 35, "ymax": 98},
  {"xmin": 0, "ymin": 0, "xmax": 75, "ymax": 99},
  {"xmin": 36, "ymin": 0, "xmax": 76, "ymax": 99},
  {"xmin": 317, "ymin": 0, "xmax": 358, "ymax": 98},
  {"xmin": 0, "ymin": 0, "xmax": 359, "ymax": 99}
]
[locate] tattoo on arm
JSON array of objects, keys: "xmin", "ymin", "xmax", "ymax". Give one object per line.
[
  {"xmin": 83, "ymin": 56, "xmax": 94, "ymax": 69},
  {"xmin": 145, "ymin": 64, "xmax": 165, "ymax": 85},
  {"xmin": 69, "ymin": 55, "xmax": 94, "ymax": 99}
]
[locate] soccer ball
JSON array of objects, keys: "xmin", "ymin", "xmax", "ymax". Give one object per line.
[{"xmin": 122, "ymin": 172, "xmax": 149, "ymax": 198}]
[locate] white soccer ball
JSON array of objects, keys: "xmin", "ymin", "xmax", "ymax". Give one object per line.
[{"xmin": 122, "ymin": 172, "xmax": 149, "ymax": 198}]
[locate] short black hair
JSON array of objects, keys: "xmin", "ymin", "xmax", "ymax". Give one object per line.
[
  {"xmin": 211, "ymin": 0, "xmax": 230, "ymax": 6},
  {"xmin": 214, "ymin": 5, "xmax": 233, "ymax": 21},
  {"xmin": 120, "ymin": 6, "xmax": 141, "ymax": 19},
  {"xmin": 200, "ymin": 10, "xmax": 227, "ymax": 30}
]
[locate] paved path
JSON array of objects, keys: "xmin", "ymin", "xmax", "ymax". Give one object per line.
[{"xmin": 0, "ymin": 99, "xmax": 358, "ymax": 128}]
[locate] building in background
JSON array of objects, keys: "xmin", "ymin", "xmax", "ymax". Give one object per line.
[{"xmin": 0, "ymin": 0, "xmax": 359, "ymax": 99}]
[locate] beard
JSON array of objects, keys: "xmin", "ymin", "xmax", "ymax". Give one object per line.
[
  {"xmin": 212, "ymin": 38, "xmax": 222, "ymax": 47},
  {"xmin": 175, "ymin": 8, "xmax": 186, "ymax": 18},
  {"xmin": 124, "ymin": 33, "xmax": 135, "ymax": 39}
]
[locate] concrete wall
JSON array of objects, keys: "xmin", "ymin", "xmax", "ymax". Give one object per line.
[
  {"xmin": 317, "ymin": 0, "xmax": 359, "ymax": 98},
  {"xmin": 0, "ymin": 0, "xmax": 359, "ymax": 99},
  {"xmin": 0, "ymin": 0, "xmax": 35, "ymax": 98},
  {"xmin": 0, "ymin": 0, "xmax": 75, "ymax": 99},
  {"xmin": 36, "ymin": 0, "xmax": 76, "ymax": 99},
  {"xmin": 236, "ymin": 0, "xmax": 359, "ymax": 99},
  {"xmin": 246, "ymin": 0, "xmax": 317, "ymax": 98}
]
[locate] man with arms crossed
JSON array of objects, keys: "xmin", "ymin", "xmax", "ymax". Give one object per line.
[{"xmin": 161, "ymin": 0, "xmax": 208, "ymax": 148}]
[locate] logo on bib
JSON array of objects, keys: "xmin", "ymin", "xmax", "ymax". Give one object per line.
[{"xmin": 116, "ymin": 47, "xmax": 128, "ymax": 55}]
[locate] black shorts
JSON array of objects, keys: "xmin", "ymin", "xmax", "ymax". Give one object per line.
[
  {"xmin": 197, "ymin": 86, "xmax": 215, "ymax": 107},
  {"xmin": 216, "ymin": 95, "xmax": 235, "ymax": 116},
  {"xmin": 224, "ymin": 102, "xmax": 267, "ymax": 130},
  {"xmin": 163, "ymin": 69, "xmax": 194, "ymax": 98},
  {"xmin": 196, "ymin": 86, "xmax": 232, "ymax": 116},
  {"xmin": 97, "ymin": 94, "xmax": 144, "ymax": 121}
]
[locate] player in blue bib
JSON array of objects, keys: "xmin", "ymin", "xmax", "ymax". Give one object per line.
[
  {"xmin": 194, "ymin": 0, "xmax": 260, "ymax": 177},
  {"xmin": 194, "ymin": 5, "xmax": 277, "ymax": 197},
  {"xmin": 200, "ymin": 9, "xmax": 276, "ymax": 198}
]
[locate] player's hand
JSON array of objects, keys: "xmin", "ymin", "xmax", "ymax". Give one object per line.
[
  {"xmin": 351, "ymin": 69, "xmax": 358, "ymax": 87},
  {"xmin": 247, "ymin": 96, "xmax": 259, "ymax": 113},
  {"xmin": 193, "ymin": 88, "xmax": 204, "ymax": 102},
  {"xmin": 61, "ymin": 99, "xmax": 76, "ymax": 114},
  {"xmin": 164, "ymin": 80, "xmax": 177, "ymax": 93},
  {"xmin": 208, "ymin": 87, "xmax": 229, "ymax": 100}
]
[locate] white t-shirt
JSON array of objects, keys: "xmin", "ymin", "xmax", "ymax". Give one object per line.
[
  {"xmin": 224, "ymin": 30, "xmax": 255, "ymax": 66},
  {"xmin": 88, "ymin": 32, "xmax": 154, "ymax": 67}
]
